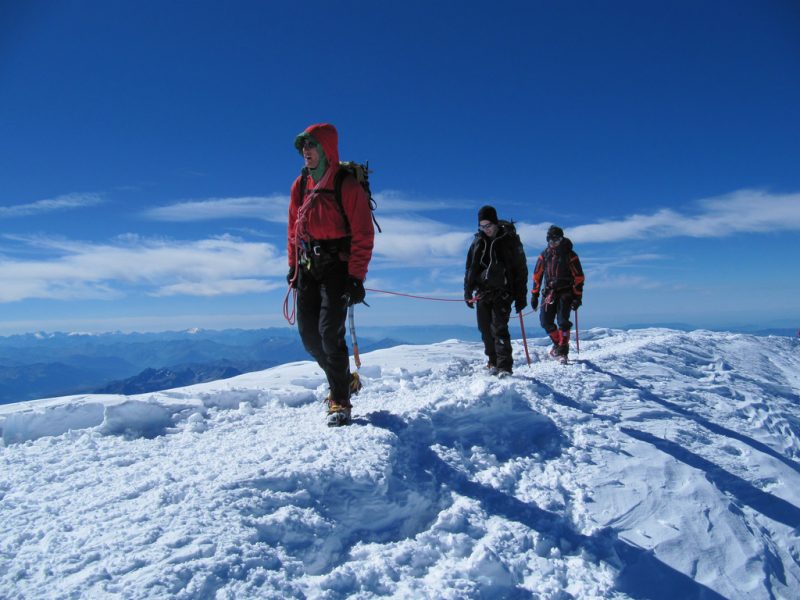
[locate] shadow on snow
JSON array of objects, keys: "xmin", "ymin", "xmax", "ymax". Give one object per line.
[
  {"xmin": 368, "ymin": 410, "xmax": 726, "ymax": 600},
  {"xmin": 583, "ymin": 361, "xmax": 800, "ymax": 477}
]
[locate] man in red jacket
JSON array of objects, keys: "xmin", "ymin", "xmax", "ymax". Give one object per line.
[{"xmin": 287, "ymin": 123, "xmax": 374, "ymax": 425}]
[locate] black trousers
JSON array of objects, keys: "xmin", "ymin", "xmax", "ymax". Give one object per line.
[
  {"xmin": 476, "ymin": 294, "xmax": 513, "ymax": 371},
  {"xmin": 540, "ymin": 290, "xmax": 573, "ymax": 335},
  {"xmin": 297, "ymin": 260, "xmax": 351, "ymax": 405}
]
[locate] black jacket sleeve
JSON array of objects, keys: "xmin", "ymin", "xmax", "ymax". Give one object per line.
[
  {"xmin": 511, "ymin": 238, "xmax": 528, "ymax": 302},
  {"xmin": 464, "ymin": 240, "xmax": 476, "ymax": 298}
]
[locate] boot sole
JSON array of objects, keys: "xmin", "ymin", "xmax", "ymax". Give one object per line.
[{"xmin": 327, "ymin": 412, "xmax": 352, "ymax": 427}]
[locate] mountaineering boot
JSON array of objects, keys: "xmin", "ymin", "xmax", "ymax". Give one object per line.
[
  {"xmin": 327, "ymin": 403, "xmax": 352, "ymax": 427},
  {"xmin": 548, "ymin": 330, "xmax": 562, "ymax": 358},
  {"xmin": 497, "ymin": 368, "xmax": 512, "ymax": 378},
  {"xmin": 325, "ymin": 373, "xmax": 360, "ymax": 427},
  {"xmin": 557, "ymin": 330, "xmax": 570, "ymax": 364}
]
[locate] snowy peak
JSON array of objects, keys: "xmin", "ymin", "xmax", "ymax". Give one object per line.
[{"xmin": 1, "ymin": 329, "xmax": 799, "ymax": 598}]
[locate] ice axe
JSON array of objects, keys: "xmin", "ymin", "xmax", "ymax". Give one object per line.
[
  {"xmin": 348, "ymin": 305, "xmax": 361, "ymax": 369},
  {"xmin": 518, "ymin": 312, "xmax": 531, "ymax": 366}
]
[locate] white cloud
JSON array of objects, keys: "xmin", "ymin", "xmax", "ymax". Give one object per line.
[
  {"xmin": 566, "ymin": 189, "xmax": 800, "ymax": 244},
  {"xmin": 372, "ymin": 216, "xmax": 472, "ymax": 266},
  {"xmin": 0, "ymin": 193, "xmax": 103, "ymax": 218},
  {"xmin": 585, "ymin": 274, "xmax": 665, "ymax": 290},
  {"xmin": 145, "ymin": 196, "xmax": 289, "ymax": 222},
  {"xmin": 0, "ymin": 235, "xmax": 287, "ymax": 303},
  {"xmin": 580, "ymin": 252, "xmax": 669, "ymax": 271},
  {"xmin": 154, "ymin": 279, "xmax": 282, "ymax": 297},
  {"xmin": 144, "ymin": 190, "xmax": 463, "ymax": 227},
  {"xmin": 373, "ymin": 190, "xmax": 464, "ymax": 213}
]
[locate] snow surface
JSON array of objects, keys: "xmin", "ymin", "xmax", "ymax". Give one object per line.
[{"xmin": 1, "ymin": 328, "xmax": 799, "ymax": 599}]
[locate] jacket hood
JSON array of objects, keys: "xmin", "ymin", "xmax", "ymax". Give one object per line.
[{"xmin": 294, "ymin": 123, "xmax": 340, "ymax": 166}]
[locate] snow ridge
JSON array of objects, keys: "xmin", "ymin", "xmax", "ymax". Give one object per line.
[{"xmin": 1, "ymin": 329, "xmax": 799, "ymax": 599}]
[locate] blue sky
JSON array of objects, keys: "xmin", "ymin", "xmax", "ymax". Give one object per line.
[{"xmin": 1, "ymin": 0, "xmax": 799, "ymax": 335}]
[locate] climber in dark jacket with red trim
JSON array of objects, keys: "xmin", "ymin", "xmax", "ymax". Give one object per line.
[
  {"xmin": 287, "ymin": 123, "xmax": 374, "ymax": 424},
  {"xmin": 531, "ymin": 225, "xmax": 585, "ymax": 361},
  {"xmin": 464, "ymin": 205, "xmax": 528, "ymax": 376}
]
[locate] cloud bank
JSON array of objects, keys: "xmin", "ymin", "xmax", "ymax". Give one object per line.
[
  {"xmin": 0, "ymin": 235, "xmax": 285, "ymax": 303},
  {"xmin": 567, "ymin": 189, "xmax": 800, "ymax": 244},
  {"xmin": 370, "ymin": 189, "xmax": 800, "ymax": 278},
  {"xmin": 2, "ymin": 188, "xmax": 797, "ymax": 304}
]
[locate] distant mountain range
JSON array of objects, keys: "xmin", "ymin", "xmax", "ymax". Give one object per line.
[
  {"xmin": 93, "ymin": 362, "xmax": 249, "ymax": 395},
  {"xmin": 0, "ymin": 327, "xmax": 456, "ymax": 405},
  {"xmin": 1, "ymin": 324, "xmax": 795, "ymax": 405},
  {"xmin": 620, "ymin": 323, "xmax": 799, "ymax": 338},
  {"xmin": 0, "ymin": 329, "xmax": 306, "ymax": 404}
]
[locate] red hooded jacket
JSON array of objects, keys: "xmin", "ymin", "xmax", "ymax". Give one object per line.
[{"xmin": 287, "ymin": 123, "xmax": 374, "ymax": 281}]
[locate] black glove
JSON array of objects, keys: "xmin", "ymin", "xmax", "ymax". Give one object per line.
[
  {"xmin": 571, "ymin": 297, "xmax": 582, "ymax": 311},
  {"xmin": 465, "ymin": 291, "xmax": 475, "ymax": 309},
  {"xmin": 515, "ymin": 297, "xmax": 527, "ymax": 314},
  {"xmin": 286, "ymin": 266, "xmax": 296, "ymax": 288},
  {"xmin": 344, "ymin": 276, "xmax": 366, "ymax": 306},
  {"xmin": 531, "ymin": 293, "xmax": 539, "ymax": 311}
]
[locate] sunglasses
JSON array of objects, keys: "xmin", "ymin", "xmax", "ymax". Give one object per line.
[
  {"xmin": 300, "ymin": 139, "xmax": 318, "ymax": 150},
  {"xmin": 479, "ymin": 222, "xmax": 496, "ymax": 231},
  {"xmin": 547, "ymin": 236, "xmax": 563, "ymax": 243}
]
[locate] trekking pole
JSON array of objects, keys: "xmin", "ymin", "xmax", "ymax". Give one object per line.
[
  {"xmin": 574, "ymin": 308, "xmax": 580, "ymax": 354},
  {"xmin": 348, "ymin": 305, "xmax": 361, "ymax": 369},
  {"xmin": 518, "ymin": 312, "xmax": 531, "ymax": 366}
]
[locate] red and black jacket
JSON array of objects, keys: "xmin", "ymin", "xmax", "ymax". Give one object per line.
[{"xmin": 531, "ymin": 237, "xmax": 584, "ymax": 299}]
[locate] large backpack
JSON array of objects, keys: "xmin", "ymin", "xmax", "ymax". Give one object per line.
[
  {"xmin": 298, "ymin": 161, "xmax": 382, "ymax": 234},
  {"xmin": 499, "ymin": 219, "xmax": 524, "ymax": 257},
  {"xmin": 503, "ymin": 220, "xmax": 527, "ymax": 278},
  {"xmin": 477, "ymin": 219, "xmax": 526, "ymax": 291}
]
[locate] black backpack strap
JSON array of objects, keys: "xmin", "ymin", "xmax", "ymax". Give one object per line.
[
  {"xmin": 302, "ymin": 164, "xmax": 382, "ymax": 236},
  {"xmin": 333, "ymin": 169, "xmax": 352, "ymax": 236}
]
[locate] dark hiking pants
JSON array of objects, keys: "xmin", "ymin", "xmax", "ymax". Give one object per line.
[
  {"xmin": 297, "ymin": 260, "xmax": 351, "ymax": 405},
  {"xmin": 476, "ymin": 295, "xmax": 513, "ymax": 371},
  {"xmin": 540, "ymin": 290, "xmax": 573, "ymax": 335}
]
